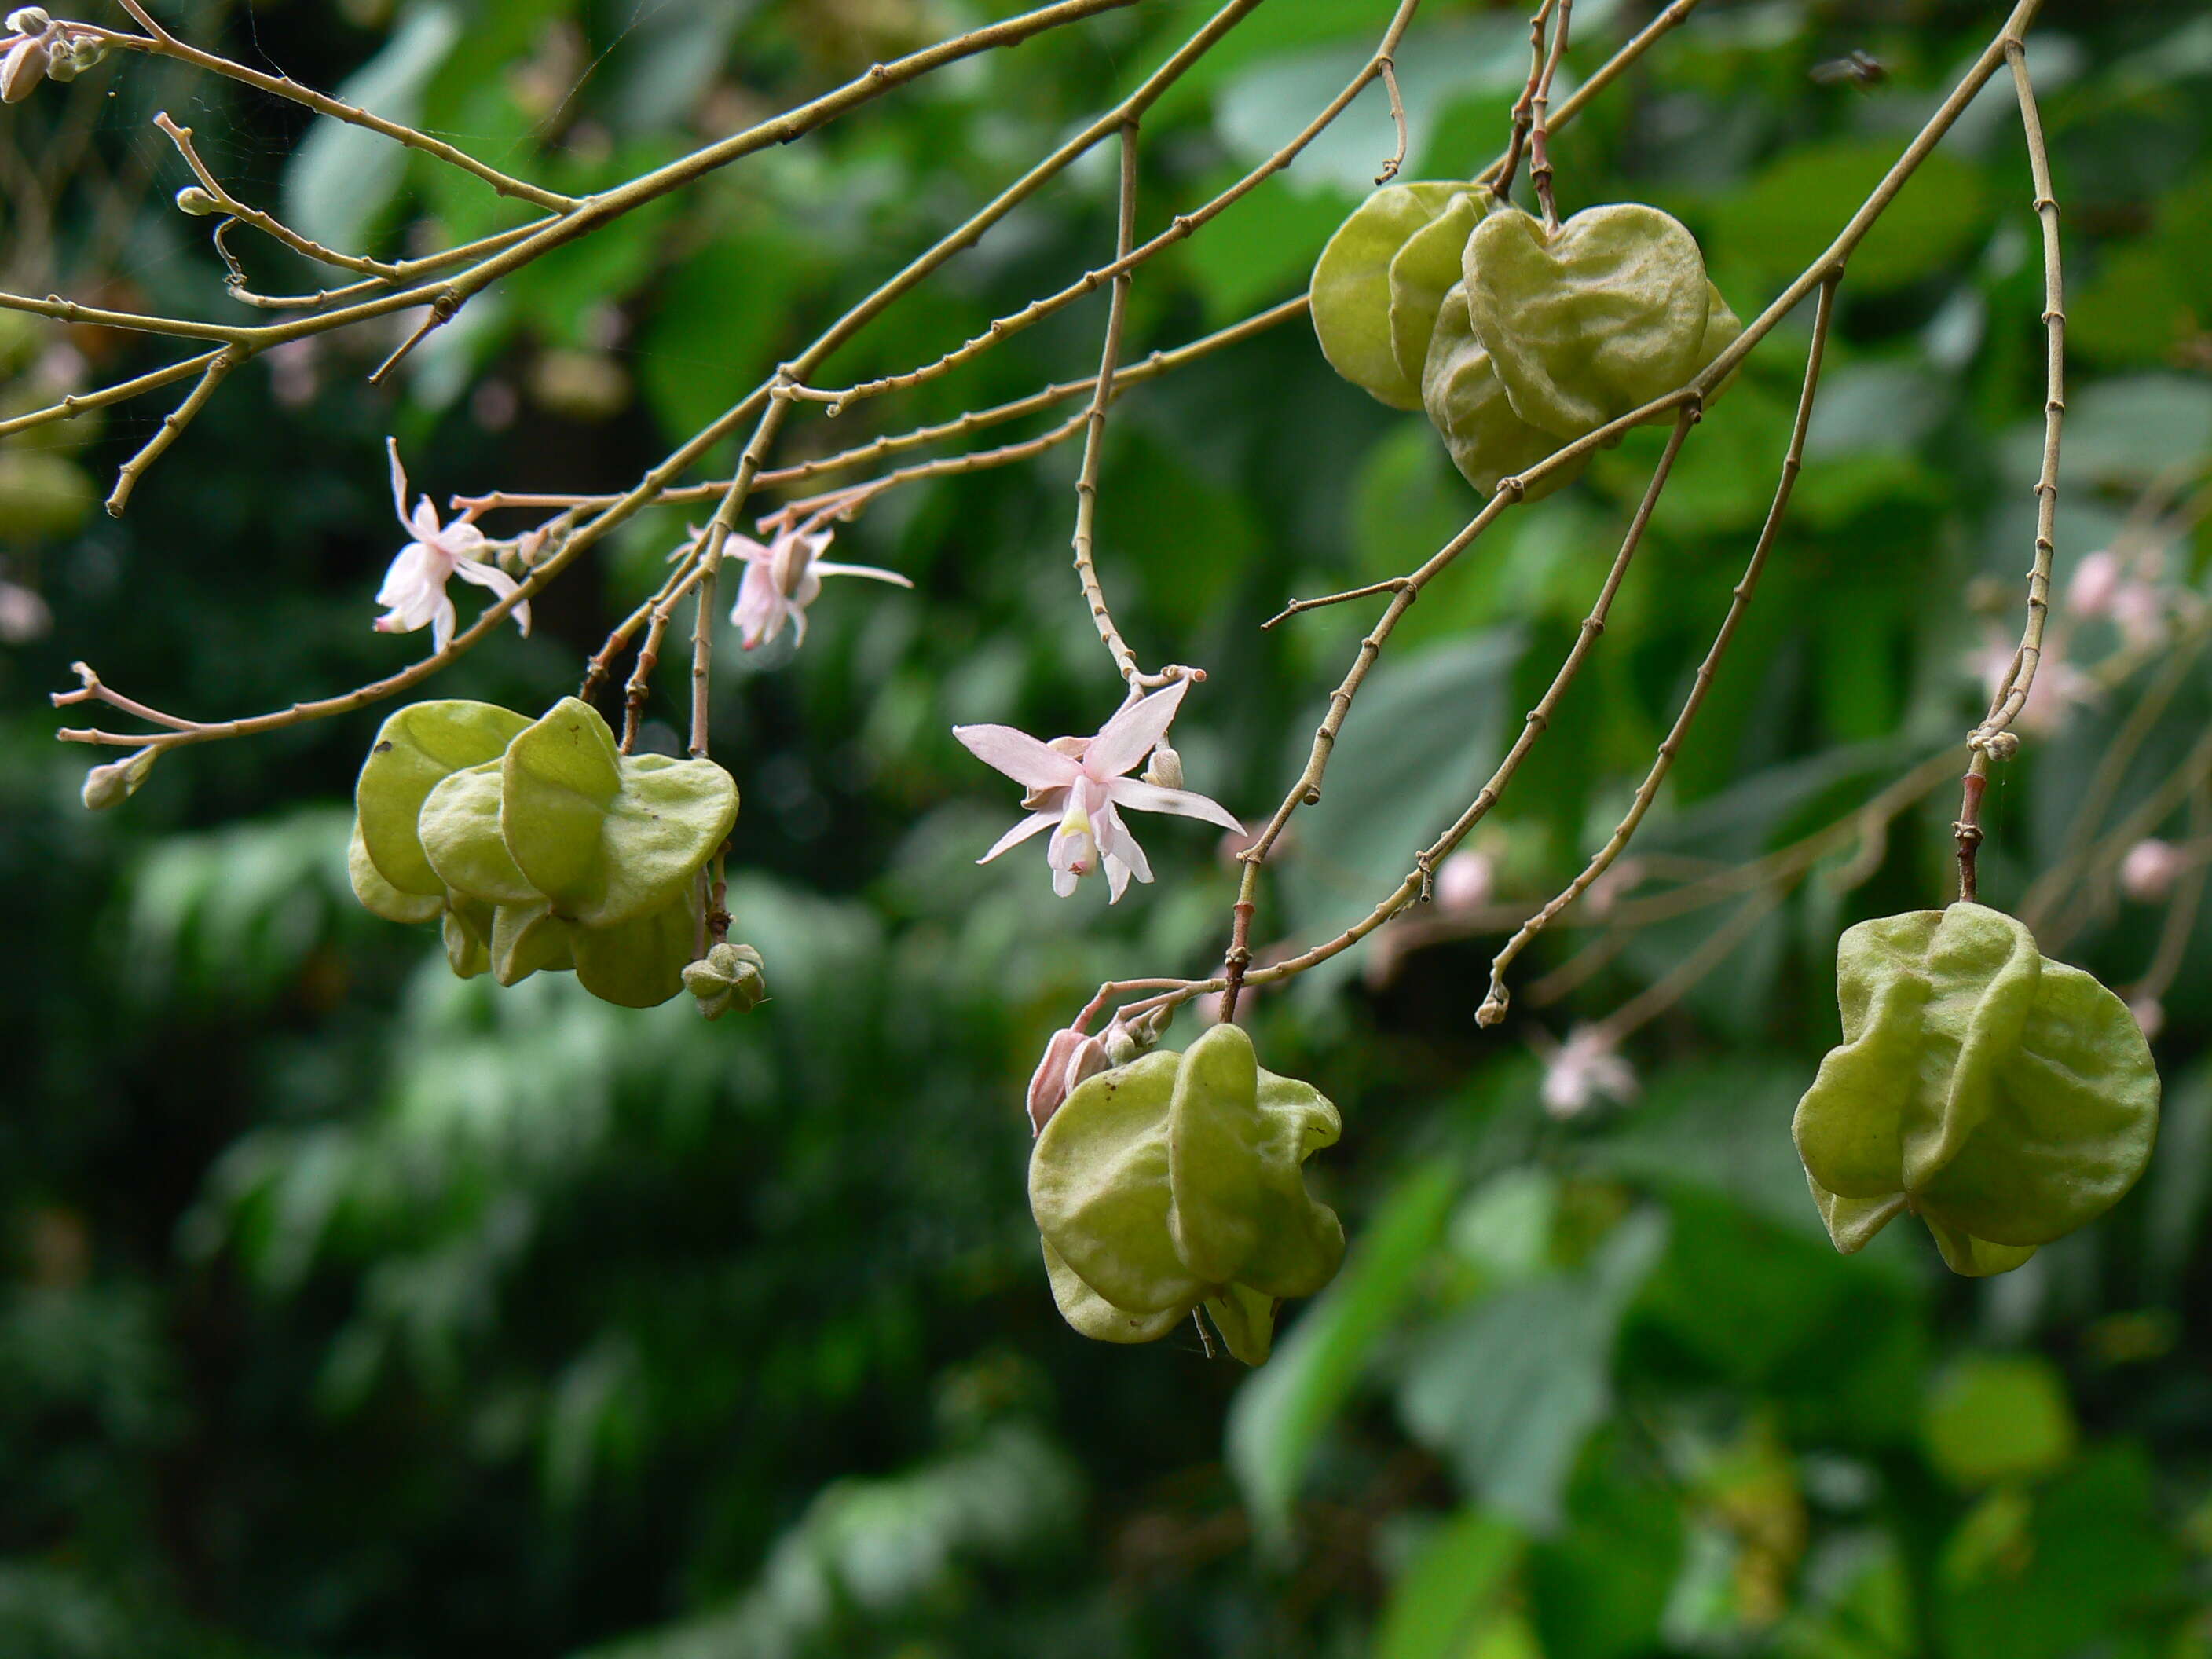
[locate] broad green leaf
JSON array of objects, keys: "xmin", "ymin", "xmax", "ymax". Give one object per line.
[
  {"xmin": 1399, "ymin": 1210, "xmax": 1666, "ymax": 1529},
  {"xmin": 1229, "ymin": 1163, "xmax": 1459, "ymax": 1551},
  {"xmin": 284, "ymin": 6, "xmax": 461, "ymax": 256},
  {"xmin": 1373, "ymin": 1510, "xmax": 1524, "ymax": 1659},
  {"xmin": 1706, "ymin": 141, "xmax": 1990, "ymax": 295},
  {"xmin": 502, "ymin": 698, "xmax": 738, "ymax": 928},
  {"xmin": 1924, "ymin": 1354, "xmax": 2076, "ymax": 1488},
  {"xmin": 356, "ymin": 700, "xmax": 531, "ymax": 898}
]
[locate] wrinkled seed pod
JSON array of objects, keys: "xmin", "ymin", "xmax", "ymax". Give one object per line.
[
  {"xmin": 1311, "ymin": 182, "xmax": 1471, "ymax": 411},
  {"xmin": 1421, "ymin": 281, "xmax": 1587, "ymax": 500}
]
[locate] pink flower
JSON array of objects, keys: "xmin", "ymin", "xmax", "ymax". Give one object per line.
[
  {"xmin": 954, "ymin": 678, "xmax": 1243, "ymax": 902},
  {"xmin": 2121, "ymin": 838, "xmax": 2189, "ymax": 904},
  {"xmin": 1435, "ymin": 848, "xmax": 1494, "ymax": 913},
  {"xmin": 1536, "ymin": 1026, "xmax": 1638, "ymax": 1119},
  {"xmin": 2067, "ymin": 549, "xmax": 2120, "ymax": 618},
  {"xmin": 726, "ymin": 522, "xmax": 910, "ymax": 651},
  {"xmin": 373, "ymin": 439, "xmax": 529, "ymax": 654}
]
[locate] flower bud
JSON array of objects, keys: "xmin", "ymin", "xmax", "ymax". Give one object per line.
[
  {"xmin": 42, "ymin": 46, "xmax": 70, "ymax": 79},
  {"xmin": 174, "ymin": 185, "xmax": 222, "ymax": 217},
  {"xmin": 1141, "ymin": 745, "xmax": 1183, "ymax": 791},
  {"xmin": 0, "ymin": 34, "xmax": 48, "ymax": 101},
  {"xmin": 1102, "ymin": 1016, "xmax": 1154, "ymax": 1067},
  {"xmin": 681, "ymin": 941, "xmax": 766, "ymax": 1020},
  {"xmin": 81, "ymin": 745, "xmax": 156, "ymax": 811},
  {"xmin": 66, "ymin": 34, "xmax": 102, "ymax": 70},
  {"xmin": 1026, "ymin": 1025, "xmax": 1113, "ymax": 1135},
  {"xmin": 5, "ymin": 8, "xmax": 51, "ymax": 34}
]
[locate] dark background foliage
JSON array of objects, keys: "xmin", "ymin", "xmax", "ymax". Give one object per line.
[{"xmin": 5, "ymin": 0, "xmax": 2212, "ymax": 1654}]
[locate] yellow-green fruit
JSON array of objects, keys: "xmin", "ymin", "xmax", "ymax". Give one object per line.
[
  {"xmin": 1463, "ymin": 202, "xmax": 1716, "ymax": 438},
  {"xmin": 1386, "ymin": 191, "xmax": 1482, "ymax": 388},
  {"xmin": 1027, "ymin": 1024, "xmax": 1342, "ymax": 1363},
  {"xmin": 1422, "ymin": 281, "xmax": 1588, "ymax": 500},
  {"xmin": 1793, "ymin": 903, "xmax": 2159, "ymax": 1276},
  {"xmin": 1312, "ymin": 182, "xmax": 1474, "ymax": 411}
]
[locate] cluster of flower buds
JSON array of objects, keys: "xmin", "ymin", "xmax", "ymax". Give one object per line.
[
  {"xmin": 348, "ymin": 697, "xmax": 745, "ymax": 1009},
  {"xmin": 2, "ymin": 9, "xmax": 108, "ymax": 102}
]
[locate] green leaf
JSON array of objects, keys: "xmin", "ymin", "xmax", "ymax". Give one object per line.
[
  {"xmin": 1706, "ymin": 141, "xmax": 1990, "ymax": 295},
  {"xmin": 356, "ymin": 700, "xmax": 533, "ymax": 898},
  {"xmin": 1399, "ymin": 1210, "xmax": 1666, "ymax": 1530},
  {"xmin": 501, "ymin": 698, "xmax": 738, "ymax": 928},
  {"xmin": 1229, "ymin": 1163, "xmax": 1459, "ymax": 1552},
  {"xmin": 1924, "ymin": 1353, "xmax": 2077, "ymax": 1489},
  {"xmin": 284, "ymin": 6, "xmax": 462, "ymax": 256},
  {"xmin": 1373, "ymin": 1510, "xmax": 1525, "ymax": 1659}
]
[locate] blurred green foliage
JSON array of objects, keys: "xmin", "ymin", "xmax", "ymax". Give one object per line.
[{"xmin": 5, "ymin": 0, "xmax": 2212, "ymax": 1654}]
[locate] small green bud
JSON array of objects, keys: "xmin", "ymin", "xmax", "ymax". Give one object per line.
[
  {"xmin": 682, "ymin": 942, "xmax": 766, "ymax": 1019},
  {"xmin": 82, "ymin": 745, "xmax": 156, "ymax": 810},
  {"xmin": 65, "ymin": 34, "xmax": 101, "ymax": 70},
  {"xmin": 174, "ymin": 186, "xmax": 222, "ymax": 218}
]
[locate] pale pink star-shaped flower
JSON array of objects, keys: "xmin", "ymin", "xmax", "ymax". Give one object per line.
[
  {"xmin": 373, "ymin": 439, "xmax": 529, "ymax": 654},
  {"xmin": 726, "ymin": 522, "xmax": 910, "ymax": 652},
  {"xmin": 954, "ymin": 678, "xmax": 1243, "ymax": 902},
  {"xmin": 1536, "ymin": 1026, "xmax": 1639, "ymax": 1119}
]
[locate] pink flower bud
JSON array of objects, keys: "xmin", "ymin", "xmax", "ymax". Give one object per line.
[
  {"xmin": 2066, "ymin": 549, "xmax": 2119, "ymax": 617},
  {"xmin": 1434, "ymin": 849, "xmax": 1493, "ymax": 913},
  {"xmin": 1026, "ymin": 1026, "xmax": 1107, "ymax": 1135}
]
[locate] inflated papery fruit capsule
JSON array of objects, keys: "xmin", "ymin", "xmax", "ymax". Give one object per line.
[
  {"xmin": 1793, "ymin": 903, "xmax": 2159, "ymax": 1276},
  {"xmin": 1463, "ymin": 202, "xmax": 1716, "ymax": 438},
  {"xmin": 1313, "ymin": 182, "xmax": 1474, "ymax": 411},
  {"xmin": 500, "ymin": 698, "xmax": 738, "ymax": 929},
  {"xmin": 1423, "ymin": 280, "xmax": 1588, "ymax": 500},
  {"xmin": 1027, "ymin": 1024, "xmax": 1342, "ymax": 1363},
  {"xmin": 355, "ymin": 700, "xmax": 532, "ymax": 900},
  {"xmin": 683, "ymin": 942, "xmax": 767, "ymax": 1020},
  {"xmin": 1386, "ymin": 191, "xmax": 1482, "ymax": 390}
]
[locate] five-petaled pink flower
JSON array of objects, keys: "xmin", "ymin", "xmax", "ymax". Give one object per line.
[
  {"xmin": 373, "ymin": 439, "xmax": 529, "ymax": 654},
  {"xmin": 954, "ymin": 678, "xmax": 1243, "ymax": 902},
  {"xmin": 727, "ymin": 522, "xmax": 910, "ymax": 652}
]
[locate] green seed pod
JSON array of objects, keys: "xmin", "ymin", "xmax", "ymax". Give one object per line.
[
  {"xmin": 355, "ymin": 701, "xmax": 532, "ymax": 899},
  {"xmin": 1463, "ymin": 202, "xmax": 1714, "ymax": 438},
  {"xmin": 500, "ymin": 698, "xmax": 738, "ymax": 929},
  {"xmin": 1027, "ymin": 1024, "xmax": 1342, "ymax": 1363},
  {"xmin": 1422, "ymin": 280, "xmax": 1588, "ymax": 499},
  {"xmin": 348, "ymin": 822, "xmax": 442, "ymax": 925},
  {"xmin": 568, "ymin": 893, "xmax": 700, "ymax": 1008},
  {"xmin": 443, "ymin": 898, "xmax": 494, "ymax": 980},
  {"xmin": 682, "ymin": 941, "xmax": 767, "ymax": 1020},
  {"xmin": 1386, "ymin": 190, "xmax": 1481, "ymax": 388},
  {"xmin": 1312, "ymin": 182, "xmax": 1474, "ymax": 411},
  {"xmin": 417, "ymin": 761, "xmax": 540, "ymax": 906},
  {"xmin": 489, "ymin": 902, "xmax": 574, "ymax": 987},
  {"xmin": 1793, "ymin": 903, "xmax": 2159, "ymax": 1276}
]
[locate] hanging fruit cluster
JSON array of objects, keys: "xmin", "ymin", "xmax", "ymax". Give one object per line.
[
  {"xmin": 347, "ymin": 698, "xmax": 740, "ymax": 1008},
  {"xmin": 1312, "ymin": 185, "xmax": 1741, "ymax": 496},
  {"xmin": 1028, "ymin": 1024, "xmax": 1344, "ymax": 1364},
  {"xmin": 1793, "ymin": 903, "xmax": 2159, "ymax": 1276}
]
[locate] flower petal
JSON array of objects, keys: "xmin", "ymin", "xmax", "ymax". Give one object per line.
[
  {"xmin": 953, "ymin": 723, "xmax": 1083, "ymax": 791},
  {"xmin": 1087, "ymin": 679, "xmax": 1191, "ymax": 778},
  {"xmin": 452, "ymin": 558, "xmax": 533, "ymax": 636},
  {"xmin": 813, "ymin": 561, "xmax": 914, "ymax": 589},
  {"xmin": 977, "ymin": 810, "xmax": 1059, "ymax": 864},
  {"xmin": 1092, "ymin": 799, "xmax": 1152, "ymax": 888},
  {"xmin": 375, "ymin": 543, "xmax": 431, "ymax": 609},
  {"xmin": 386, "ymin": 437, "xmax": 411, "ymax": 528},
  {"xmin": 430, "ymin": 596, "xmax": 457, "ymax": 655},
  {"xmin": 1104, "ymin": 776, "xmax": 1243, "ymax": 832}
]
